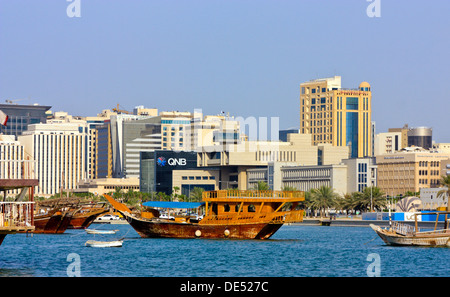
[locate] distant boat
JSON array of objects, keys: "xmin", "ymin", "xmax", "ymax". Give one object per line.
[
  {"xmin": 370, "ymin": 211, "xmax": 450, "ymax": 247},
  {"xmin": 103, "ymin": 189, "xmax": 305, "ymax": 240},
  {"xmin": 85, "ymin": 229, "xmax": 119, "ymax": 235},
  {"xmin": 68, "ymin": 203, "xmax": 109, "ymax": 229},
  {"xmin": 31, "ymin": 198, "xmax": 108, "ymax": 234},
  {"xmin": 33, "ymin": 208, "xmax": 74, "ymax": 234},
  {"xmin": 85, "ymin": 239, "xmax": 123, "ymax": 248}
]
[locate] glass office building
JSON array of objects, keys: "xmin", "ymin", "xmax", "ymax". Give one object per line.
[
  {"xmin": 0, "ymin": 103, "xmax": 51, "ymax": 137},
  {"xmin": 140, "ymin": 150, "xmax": 198, "ymax": 195}
]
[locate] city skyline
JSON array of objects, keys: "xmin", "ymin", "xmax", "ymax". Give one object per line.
[{"xmin": 1, "ymin": 1, "xmax": 449, "ymax": 142}]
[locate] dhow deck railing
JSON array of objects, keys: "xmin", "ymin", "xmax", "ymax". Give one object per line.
[{"xmin": 0, "ymin": 202, "xmax": 34, "ymax": 229}]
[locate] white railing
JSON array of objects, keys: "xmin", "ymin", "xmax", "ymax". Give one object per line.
[
  {"xmin": 0, "ymin": 202, "xmax": 34, "ymax": 228},
  {"xmin": 392, "ymin": 221, "xmax": 416, "ymax": 236}
]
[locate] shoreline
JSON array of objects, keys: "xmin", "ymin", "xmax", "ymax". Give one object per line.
[
  {"xmin": 294, "ymin": 218, "xmax": 447, "ymax": 228},
  {"xmin": 92, "ymin": 217, "xmax": 447, "ymax": 229}
]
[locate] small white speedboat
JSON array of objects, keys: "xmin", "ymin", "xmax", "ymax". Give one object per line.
[
  {"xmin": 85, "ymin": 229, "xmax": 119, "ymax": 235},
  {"xmin": 85, "ymin": 239, "xmax": 123, "ymax": 248}
]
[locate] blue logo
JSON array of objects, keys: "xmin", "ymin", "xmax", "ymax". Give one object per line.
[{"xmin": 157, "ymin": 157, "xmax": 166, "ymax": 167}]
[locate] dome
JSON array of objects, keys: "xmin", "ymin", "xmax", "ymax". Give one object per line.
[{"xmin": 359, "ymin": 81, "xmax": 371, "ymax": 91}]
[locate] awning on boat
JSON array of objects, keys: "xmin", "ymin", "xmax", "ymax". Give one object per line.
[{"xmin": 142, "ymin": 201, "xmax": 205, "ymax": 209}]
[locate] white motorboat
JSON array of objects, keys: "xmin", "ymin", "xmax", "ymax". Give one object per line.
[
  {"xmin": 85, "ymin": 229, "xmax": 119, "ymax": 235},
  {"xmin": 85, "ymin": 239, "xmax": 123, "ymax": 248}
]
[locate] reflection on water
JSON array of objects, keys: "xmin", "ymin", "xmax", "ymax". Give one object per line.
[
  {"xmin": 0, "ymin": 224, "xmax": 449, "ymax": 277},
  {"xmin": 0, "ymin": 268, "xmax": 35, "ymax": 277}
]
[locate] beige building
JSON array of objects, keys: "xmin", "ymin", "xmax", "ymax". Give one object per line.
[
  {"xmin": 185, "ymin": 114, "xmax": 241, "ymax": 151},
  {"xmin": 374, "ymin": 132, "xmax": 402, "ymax": 155},
  {"xmin": 172, "ymin": 169, "xmax": 220, "ymax": 196},
  {"xmin": 198, "ymin": 133, "xmax": 349, "ymax": 190},
  {"xmin": 75, "ymin": 177, "xmax": 140, "ymax": 196},
  {"xmin": 441, "ymin": 159, "xmax": 450, "ymax": 177},
  {"xmin": 388, "ymin": 124, "xmax": 409, "ymax": 150},
  {"xmin": 432, "ymin": 143, "xmax": 450, "ymax": 154},
  {"xmin": 376, "ymin": 150, "xmax": 450, "ymax": 197},
  {"xmin": 300, "ymin": 76, "xmax": 372, "ymax": 158}
]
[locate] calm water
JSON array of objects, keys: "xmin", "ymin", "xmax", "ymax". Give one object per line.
[{"xmin": 0, "ymin": 224, "xmax": 448, "ymax": 277}]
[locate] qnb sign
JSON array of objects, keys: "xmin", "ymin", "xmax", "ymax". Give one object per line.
[{"xmin": 157, "ymin": 157, "xmax": 187, "ymax": 167}]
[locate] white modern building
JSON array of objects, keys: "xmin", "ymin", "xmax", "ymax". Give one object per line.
[
  {"xmin": 247, "ymin": 162, "xmax": 348, "ymax": 195},
  {"xmin": 0, "ymin": 135, "xmax": 36, "ymax": 196},
  {"xmin": 341, "ymin": 157, "xmax": 377, "ymax": 193},
  {"xmin": 19, "ymin": 123, "xmax": 87, "ymax": 196}
]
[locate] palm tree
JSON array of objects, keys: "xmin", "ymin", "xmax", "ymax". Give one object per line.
[
  {"xmin": 172, "ymin": 186, "xmax": 180, "ymax": 201},
  {"xmin": 438, "ymin": 175, "xmax": 450, "ymax": 212},
  {"xmin": 336, "ymin": 193, "xmax": 355, "ymax": 215},
  {"xmin": 113, "ymin": 187, "xmax": 123, "ymax": 200},
  {"xmin": 282, "ymin": 186, "xmax": 298, "ymax": 191},
  {"xmin": 309, "ymin": 186, "xmax": 340, "ymax": 217},
  {"xmin": 354, "ymin": 187, "xmax": 386, "ymax": 212},
  {"xmin": 190, "ymin": 187, "xmax": 205, "ymax": 202},
  {"xmin": 254, "ymin": 181, "xmax": 270, "ymax": 191}
]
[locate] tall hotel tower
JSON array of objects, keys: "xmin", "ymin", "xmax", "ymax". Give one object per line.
[{"xmin": 300, "ymin": 76, "xmax": 372, "ymax": 158}]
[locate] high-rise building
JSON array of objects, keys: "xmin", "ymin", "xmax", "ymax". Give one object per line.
[
  {"xmin": 108, "ymin": 114, "xmax": 162, "ymax": 178},
  {"xmin": 300, "ymin": 76, "xmax": 372, "ymax": 158},
  {"xmin": 19, "ymin": 123, "xmax": 87, "ymax": 196},
  {"xmin": 95, "ymin": 121, "xmax": 113, "ymax": 178}
]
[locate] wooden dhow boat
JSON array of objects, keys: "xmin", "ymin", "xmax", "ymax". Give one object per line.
[
  {"xmin": 370, "ymin": 211, "xmax": 450, "ymax": 247},
  {"xmin": 33, "ymin": 208, "xmax": 74, "ymax": 234},
  {"xmin": 104, "ymin": 190, "xmax": 305, "ymax": 240},
  {"xmin": 68, "ymin": 202, "xmax": 108, "ymax": 229},
  {"xmin": 32, "ymin": 198, "xmax": 107, "ymax": 233}
]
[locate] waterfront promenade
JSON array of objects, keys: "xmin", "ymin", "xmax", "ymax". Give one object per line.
[{"xmin": 298, "ymin": 217, "xmax": 447, "ymax": 228}]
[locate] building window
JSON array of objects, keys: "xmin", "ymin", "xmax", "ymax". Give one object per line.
[{"xmin": 346, "ymin": 97, "xmax": 359, "ymax": 110}]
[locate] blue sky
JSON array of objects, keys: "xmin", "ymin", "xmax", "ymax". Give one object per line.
[{"xmin": 1, "ymin": 0, "xmax": 449, "ymax": 142}]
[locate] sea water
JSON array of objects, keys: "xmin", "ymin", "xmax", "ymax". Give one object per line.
[{"xmin": 0, "ymin": 224, "xmax": 448, "ymax": 277}]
